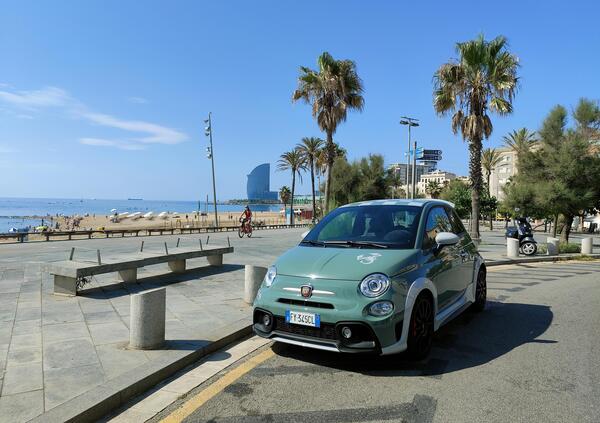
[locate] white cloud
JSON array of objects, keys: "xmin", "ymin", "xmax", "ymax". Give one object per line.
[
  {"xmin": 0, "ymin": 86, "xmax": 69, "ymax": 110},
  {"xmin": 128, "ymin": 96, "xmax": 148, "ymax": 104},
  {"xmin": 79, "ymin": 112, "xmax": 187, "ymax": 144},
  {"xmin": 0, "ymin": 84, "xmax": 188, "ymax": 149},
  {"xmin": 79, "ymin": 138, "xmax": 147, "ymax": 151}
]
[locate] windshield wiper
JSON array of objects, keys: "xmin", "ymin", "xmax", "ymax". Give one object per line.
[
  {"xmin": 322, "ymin": 240, "xmax": 389, "ymax": 249},
  {"xmin": 300, "ymin": 240, "xmax": 326, "ymax": 247}
]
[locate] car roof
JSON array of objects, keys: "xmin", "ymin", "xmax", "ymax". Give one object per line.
[{"xmin": 340, "ymin": 198, "xmax": 455, "ymax": 209}]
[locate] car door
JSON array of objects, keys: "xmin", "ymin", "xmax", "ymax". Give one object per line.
[
  {"xmin": 421, "ymin": 206, "xmax": 462, "ymax": 310},
  {"xmin": 445, "ymin": 206, "xmax": 475, "ymax": 295}
]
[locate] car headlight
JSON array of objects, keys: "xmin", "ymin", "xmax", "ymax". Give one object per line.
[
  {"xmin": 264, "ymin": 266, "xmax": 277, "ymax": 287},
  {"xmin": 369, "ymin": 301, "xmax": 394, "ymax": 316},
  {"xmin": 359, "ymin": 273, "xmax": 390, "ymax": 298}
]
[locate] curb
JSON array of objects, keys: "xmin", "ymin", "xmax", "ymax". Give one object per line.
[
  {"xmin": 29, "ymin": 320, "xmax": 253, "ymax": 423},
  {"xmin": 485, "ymin": 253, "xmax": 600, "ymax": 267}
]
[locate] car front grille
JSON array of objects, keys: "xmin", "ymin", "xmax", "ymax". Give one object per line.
[
  {"xmin": 276, "ymin": 298, "xmax": 335, "ymax": 309},
  {"xmin": 273, "ymin": 316, "xmax": 337, "ymax": 341}
]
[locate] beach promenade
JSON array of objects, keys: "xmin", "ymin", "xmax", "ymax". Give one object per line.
[{"xmin": 0, "ymin": 228, "xmax": 597, "ymax": 422}]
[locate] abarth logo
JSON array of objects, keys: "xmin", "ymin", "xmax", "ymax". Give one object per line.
[
  {"xmin": 356, "ymin": 253, "xmax": 382, "ymax": 264},
  {"xmin": 300, "ymin": 284, "xmax": 313, "ymax": 298}
]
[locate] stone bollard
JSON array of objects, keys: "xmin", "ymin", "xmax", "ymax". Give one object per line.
[
  {"xmin": 581, "ymin": 237, "xmax": 593, "ymax": 255},
  {"xmin": 130, "ymin": 288, "xmax": 166, "ymax": 350},
  {"xmin": 547, "ymin": 237, "xmax": 559, "ymax": 256},
  {"xmin": 244, "ymin": 265, "xmax": 267, "ymax": 304},
  {"xmin": 507, "ymin": 238, "xmax": 520, "ymax": 258}
]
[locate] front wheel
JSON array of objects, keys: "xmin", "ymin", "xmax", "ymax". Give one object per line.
[
  {"xmin": 406, "ymin": 294, "xmax": 434, "ymax": 360},
  {"xmin": 521, "ymin": 241, "xmax": 537, "ymax": 256},
  {"xmin": 471, "ymin": 268, "xmax": 486, "ymax": 312},
  {"xmin": 238, "ymin": 227, "xmax": 244, "ymax": 238}
]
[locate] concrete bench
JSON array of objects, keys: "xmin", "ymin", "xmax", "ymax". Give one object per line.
[{"xmin": 48, "ymin": 245, "xmax": 234, "ymax": 296}]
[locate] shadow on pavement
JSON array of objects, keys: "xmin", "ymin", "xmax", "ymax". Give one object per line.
[{"xmin": 272, "ymin": 301, "xmax": 554, "ymax": 377}]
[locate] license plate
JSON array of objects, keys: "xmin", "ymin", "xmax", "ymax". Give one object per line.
[{"xmin": 285, "ymin": 310, "xmax": 320, "ymax": 328}]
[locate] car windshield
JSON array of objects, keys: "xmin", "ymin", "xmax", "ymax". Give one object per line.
[{"xmin": 301, "ymin": 205, "xmax": 422, "ymax": 249}]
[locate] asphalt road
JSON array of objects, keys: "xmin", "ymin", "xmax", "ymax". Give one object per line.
[{"xmin": 155, "ymin": 260, "xmax": 600, "ymax": 423}]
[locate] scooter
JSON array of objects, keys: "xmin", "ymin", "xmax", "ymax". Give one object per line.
[{"xmin": 505, "ymin": 218, "xmax": 537, "ymax": 256}]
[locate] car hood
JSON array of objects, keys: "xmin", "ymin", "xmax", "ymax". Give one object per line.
[{"xmin": 275, "ymin": 245, "xmax": 419, "ymax": 281}]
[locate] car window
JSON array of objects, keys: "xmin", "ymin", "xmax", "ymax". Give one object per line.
[
  {"xmin": 304, "ymin": 205, "xmax": 422, "ymax": 249},
  {"xmin": 446, "ymin": 207, "xmax": 466, "ymax": 235},
  {"xmin": 422, "ymin": 206, "xmax": 452, "ymax": 250}
]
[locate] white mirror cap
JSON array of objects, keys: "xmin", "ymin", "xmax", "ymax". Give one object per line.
[
  {"xmin": 435, "ymin": 232, "xmax": 460, "ymax": 246},
  {"xmin": 301, "ymin": 230, "xmax": 310, "ymax": 239}
]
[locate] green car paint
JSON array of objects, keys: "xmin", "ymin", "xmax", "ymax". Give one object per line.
[{"xmin": 253, "ymin": 199, "xmax": 486, "ymax": 356}]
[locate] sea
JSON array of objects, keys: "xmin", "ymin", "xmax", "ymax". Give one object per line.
[{"xmin": 0, "ymin": 197, "xmax": 280, "ymax": 233}]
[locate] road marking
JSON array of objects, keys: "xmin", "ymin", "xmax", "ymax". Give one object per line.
[{"xmin": 160, "ymin": 348, "xmax": 275, "ymax": 423}]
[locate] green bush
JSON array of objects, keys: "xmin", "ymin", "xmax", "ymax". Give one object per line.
[{"xmin": 559, "ymin": 242, "xmax": 580, "ymax": 253}]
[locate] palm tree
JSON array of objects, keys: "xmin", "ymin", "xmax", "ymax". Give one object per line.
[
  {"xmin": 279, "ymin": 186, "xmax": 291, "ymax": 223},
  {"xmin": 277, "ymin": 149, "xmax": 306, "ymax": 225},
  {"xmin": 482, "ymin": 148, "xmax": 503, "ymax": 196},
  {"xmin": 297, "ymin": 137, "xmax": 324, "ymax": 222},
  {"xmin": 292, "ymin": 52, "xmax": 364, "ymax": 213},
  {"xmin": 503, "ymin": 127, "xmax": 536, "ymax": 156},
  {"xmin": 425, "ymin": 180, "xmax": 443, "ymax": 199},
  {"xmin": 433, "ymin": 34, "xmax": 519, "ymax": 240}
]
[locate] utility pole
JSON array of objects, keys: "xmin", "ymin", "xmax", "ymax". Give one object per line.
[
  {"xmin": 400, "ymin": 117, "xmax": 419, "ymax": 199},
  {"xmin": 204, "ymin": 113, "xmax": 219, "ymax": 228},
  {"xmin": 412, "ymin": 140, "xmax": 418, "ymax": 198}
]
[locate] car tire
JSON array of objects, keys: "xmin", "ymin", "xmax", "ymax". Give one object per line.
[
  {"xmin": 471, "ymin": 268, "xmax": 486, "ymax": 312},
  {"xmin": 406, "ymin": 294, "xmax": 434, "ymax": 360}
]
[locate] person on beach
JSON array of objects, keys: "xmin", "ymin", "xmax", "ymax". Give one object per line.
[{"xmin": 239, "ymin": 206, "xmax": 252, "ymax": 231}]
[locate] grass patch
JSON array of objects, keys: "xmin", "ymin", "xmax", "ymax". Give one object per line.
[{"xmin": 537, "ymin": 242, "xmax": 582, "ymax": 255}]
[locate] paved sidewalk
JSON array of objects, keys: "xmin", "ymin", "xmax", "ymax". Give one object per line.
[{"xmin": 0, "ymin": 229, "xmax": 305, "ymax": 422}]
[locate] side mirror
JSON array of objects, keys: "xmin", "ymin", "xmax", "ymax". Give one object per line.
[
  {"xmin": 301, "ymin": 230, "xmax": 309, "ymax": 239},
  {"xmin": 435, "ymin": 232, "xmax": 460, "ymax": 249}
]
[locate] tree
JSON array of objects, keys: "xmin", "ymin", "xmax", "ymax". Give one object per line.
[
  {"xmin": 292, "ymin": 52, "xmax": 364, "ymax": 213},
  {"xmin": 504, "ymin": 104, "xmax": 600, "ymax": 242},
  {"xmin": 279, "ymin": 186, "xmax": 291, "ymax": 222},
  {"xmin": 440, "ymin": 179, "xmax": 471, "ymax": 219},
  {"xmin": 297, "ymin": 137, "xmax": 324, "ymax": 222},
  {"xmin": 433, "ymin": 34, "xmax": 519, "ymax": 240},
  {"xmin": 502, "ymin": 128, "xmax": 537, "ymax": 158},
  {"xmin": 481, "ymin": 148, "xmax": 503, "ymax": 195},
  {"xmin": 329, "ymin": 154, "xmax": 388, "ymax": 208},
  {"xmin": 572, "ymin": 97, "xmax": 600, "ymax": 138},
  {"xmin": 425, "ymin": 180, "xmax": 443, "ymax": 199},
  {"xmin": 277, "ymin": 149, "xmax": 306, "ymax": 225}
]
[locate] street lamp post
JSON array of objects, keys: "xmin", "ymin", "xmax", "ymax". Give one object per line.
[
  {"xmin": 400, "ymin": 117, "xmax": 419, "ymax": 199},
  {"xmin": 204, "ymin": 113, "xmax": 219, "ymax": 228}
]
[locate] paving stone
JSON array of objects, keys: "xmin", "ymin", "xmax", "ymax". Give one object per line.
[
  {"xmin": 43, "ymin": 363, "xmax": 105, "ymax": 411},
  {"xmin": 83, "ymin": 310, "xmax": 122, "ymax": 325},
  {"xmin": 88, "ymin": 321, "xmax": 130, "ymax": 345},
  {"xmin": 43, "ymin": 338, "xmax": 99, "ymax": 370},
  {"xmin": 0, "ymin": 389, "xmax": 44, "ymax": 423},
  {"xmin": 6, "ymin": 347, "xmax": 42, "ymax": 367},
  {"xmin": 130, "ymin": 388, "xmax": 180, "ymax": 414},
  {"xmin": 42, "ymin": 310, "xmax": 84, "ymax": 325},
  {"xmin": 2, "ymin": 362, "xmax": 43, "ymax": 395},
  {"xmin": 9, "ymin": 333, "xmax": 41, "ymax": 351},
  {"xmin": 42, "ymin": 321, "xmax": 90, "ymax": 343},
  {"xmin": 96, "ymin": 343, "xmax": 149, "ymax": 380},
  {"xmin": 12, "ymin": 319, "xmax": 41, "ymax": 335},
  {"xmin": 0, "ymin": 309, "xmax": 15, "ymax": 322},
  {"xmin": 15, "ymin": 306, "xmax": 41, "ymax": 322}
]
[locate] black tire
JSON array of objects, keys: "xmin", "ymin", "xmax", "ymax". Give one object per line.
[
  {"xmin": 238, "ymin": 228, "xmax": 244, "ymax": 238},
  {"xmin": 247, "ymin": 229, "xmax": 252, "ymax": 238},
  {"xmin": 471, "ymin": 268, "xmax": 486, "ymax": 312},
  {"xmin": 406, "ymin": 294, "xmax": 434, "ymax": 360},
  {"xmin": 521, "ymin": 241, "xmax": 537, "ymax": 256}
]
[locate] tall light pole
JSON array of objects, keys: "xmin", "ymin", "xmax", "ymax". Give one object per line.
[
  {"xmin": 400, "ymin": 117, "xmax": 419, "ymax": 199},
  {"xmin": 204, "ymin": 113, "xmax": 219, "ymax": 228}
]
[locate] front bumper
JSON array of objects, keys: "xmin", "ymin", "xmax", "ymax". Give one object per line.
[{"xmin": 253, "ymin": 308, "xmax": 399, "ymax": 354}]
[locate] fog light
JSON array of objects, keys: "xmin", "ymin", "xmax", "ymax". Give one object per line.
[
  {"xmin": 369, "ymin": 301, "xmax": 394, "ymax": 316},
  {"xmin": 341, "ymin": 327, "xmax": 352, "ymax": 339},
  {"xmin": 262, "ymin": 314, "xmax": 271, "ymax": 327}
]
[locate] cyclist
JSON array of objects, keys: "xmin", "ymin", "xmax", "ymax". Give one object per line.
[{"xmin": 240, "ymin": 206, "xmax": 252, "ymax": 231}]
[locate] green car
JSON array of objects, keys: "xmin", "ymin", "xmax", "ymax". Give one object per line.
[{"xmin": 253, "ymin": 199, "xmax": 486, "ymax": 359}]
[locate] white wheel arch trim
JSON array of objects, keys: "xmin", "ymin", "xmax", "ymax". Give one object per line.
[{"xmin": 381, "ymin": 255, "xmax": 486, "ymax": 356}]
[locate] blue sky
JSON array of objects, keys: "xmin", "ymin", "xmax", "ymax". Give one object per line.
[{"xmin": 0, "ymin": 1, "xmax": 598, "ymax": 201}]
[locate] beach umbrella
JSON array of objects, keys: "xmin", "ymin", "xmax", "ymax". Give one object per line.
[{"xmin": 110, "ymin": 208, "xmax": 117, "ymax": 213}]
